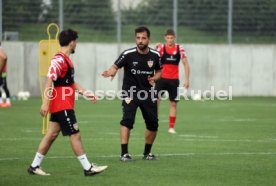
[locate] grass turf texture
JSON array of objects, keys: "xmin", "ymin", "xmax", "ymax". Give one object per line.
[{"xmin": 0, "ymin": 97, "xmax": 276, "ymax": 186}]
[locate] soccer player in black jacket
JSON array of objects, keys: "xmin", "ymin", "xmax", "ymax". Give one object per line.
[{"xmin": 102, "ymin": 26, "xmax": 162, "ymax": 161}]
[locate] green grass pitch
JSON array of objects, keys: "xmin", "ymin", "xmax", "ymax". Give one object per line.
[{"xmin": 0, "ymin": 97, "xmax": 276, "ymax": 186}]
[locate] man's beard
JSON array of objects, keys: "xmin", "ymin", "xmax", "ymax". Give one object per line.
[{"xmin": 137, "ymin": 43, "xmax": 148, "ymax": 51}]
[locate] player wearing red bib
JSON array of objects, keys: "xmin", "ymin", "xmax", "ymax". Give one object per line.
[
  {"xmin": 0, "ymin": 43, "xmax": 6, "ymax": 74},
  {"xmin": 47, "ymin": 52, "xmax": 76, "ymax": 113},
  {"xmin": 155, "ymin": 29, "xmax": 190, "ymax": 134},
  {"xmin": 0, "ymin": 43, "xmax": 10, "ymax": 107},
  {"xmin": 27, "ymin": 29, "xmax": 107, "ymax": 176}
]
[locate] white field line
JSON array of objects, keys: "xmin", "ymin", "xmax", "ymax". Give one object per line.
[
  {"xmin": 179, "ymin": 134, "xmax": 219, "ymax": 138},
  {"xmin": 0, "ymin": 137, "xmax": 143, "ymax": 141},
  {"xmin": 178, "ymin": 138, "xmax": 274, "ymax": 143},
  {"xmin": 1, "ymin": 152, "xmax": 276, "ymax": 161}
]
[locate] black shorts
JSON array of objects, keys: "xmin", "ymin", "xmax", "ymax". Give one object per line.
[
  {"xmin": 0, "ymin": 77, "xmax": 3, "ymax": 87},
  {"xmin": 50, "ymin": 109, "xmax": 79, "ymax": 136},
  {"xmin": 120, "ymin": 98, "xmax": 158, "ymax": 131},
  {"xmin": 155, "ymin": 78, "xmax": 179, "ymax": 101}
]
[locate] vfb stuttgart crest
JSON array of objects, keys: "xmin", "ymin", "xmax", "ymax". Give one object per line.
[{"xmin": 147, "ymin": 60, "xmax": 153, "ymax": 68}]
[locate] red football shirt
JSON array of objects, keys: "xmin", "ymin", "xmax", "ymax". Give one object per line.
[
  {"xmin": 156, "ymin": 44, "xmax": 187, "ymax": 79},
  {"xmin": 47, "ymin": 52, "xmax": 75, "ymax": 113},
  {"xmin": 2, "ymin": 64, "xmax": 7, "ymax": 73}
]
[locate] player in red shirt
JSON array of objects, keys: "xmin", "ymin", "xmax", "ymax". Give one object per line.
[
  {"xmin": 0, "ymin": 43, "xmax": 6, "ymax": 75},
  {"xmin": 0, "ymin": 44, "xmax": 11, "ymax": 107},
  {"xmin": 0, "ymin": 64, "xmax": 11, "ymax": 107},
  {"xmin": 27, "ymin": 29, "xmax": 107, "ymax": 176},
  {"xmin": 155, "ymin": 29, "xmax": 190, "ymax": 134}
]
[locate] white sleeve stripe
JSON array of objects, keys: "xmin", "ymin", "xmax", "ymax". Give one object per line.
[
  {"xmin": 47, "ymin": 55, "xmax": 65, "ymax": 80},
  {"xmin": 150, "ymin": 49, "xmax": 160, "ymax": 57},
  {"xmin": 51, "ymin": 56, "xmax": 65, "ymax": 72},
  {"xmin": 47, "ymin": 67, "xmax": 58, "ymax": 81},
  {"xmin": 179, "ymin": 45, "xmax": 187, "ymax": 57},
  {"xmin": 52, "ymin": 63, "xmax": 62, "ymax": 75},
  {"xmin": 50, "ymin": 74, "xmax": 58, "ymax": 81},
  {"xmin": 123, "ymin": 48, "xmax": 136, "ymax": 55}
]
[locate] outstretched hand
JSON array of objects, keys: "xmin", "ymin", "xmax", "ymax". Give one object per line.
[
  {"xmin": 83, "ymin": 91, "xmax": 98, "ymax": 103},
  {"xmin": 102, "ymin": 70, "xmax": 115, "ymax": 81}
]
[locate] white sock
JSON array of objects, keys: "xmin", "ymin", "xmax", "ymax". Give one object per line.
[
  {"xmin": 31, "ymin": 152, "xmax": 45, "ymax": 168},
  {"xmin": 77, "ymin": 154, "xmax": 91, "ymax": 170},
  {"xmin": 6, "ymin": 98, "xmax": 10, "ymax": 104}
]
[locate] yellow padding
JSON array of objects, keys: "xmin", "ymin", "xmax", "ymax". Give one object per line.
[{"xmin": 39, "ymin": 23, "xmax": 60, "ymax": 134}]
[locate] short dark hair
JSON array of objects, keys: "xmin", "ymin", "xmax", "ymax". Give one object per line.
[
  {"xmin": 59, "ymin": 29, "xmax": 78, "ymax": 46},
  {"xmin": 165, "ymin": 29, "xmax": 175, "ymax": 36},
  {"xmin": 135, "ymin": 26, "xmax": 150, "ymax": 38}
]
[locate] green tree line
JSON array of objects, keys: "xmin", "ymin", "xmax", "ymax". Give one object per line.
[
  {"xmin": 3, "ymin": 0, "xmax": 115, "ymax": 32},
  {"xmin": 122, "ymin": 0, "xmax": 276, "ymax": 35}
]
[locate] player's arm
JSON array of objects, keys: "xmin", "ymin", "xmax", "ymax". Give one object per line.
[
  {"xmin": 75, "ymin": 82, "xmax": 97, "ymax": 103},
  {"xmin": 182, "ymin": 58, "xmax": 190, "ymax": 89},
  {"xmin": 180, "ymin": 46, "xmax": 190, "ymax": 89},
  {"xmin": 0, "ymin": 48, "xmax": 7, "ymax": 73},
  {"xmin": 148, "ymin": 69, "xmax": 162, "ymax": 86},
  {"xmin": 40, "ymin": 56, "xmax": 61, "ymax": 117},
  {"xmin": 102, "ymin": 51, "xmax": 127, "ymax": 80},
  {"xmin": 154, "ymin": 69, "xmax": 162, "ymax": 81},
  {"xmin": 40, "ymin": 77, "xmax": 53, "ymax": 117},
  {"xmin": 155, "ymin": 42, "xmax": 162, "ymax": 49},
  {"xmin": 148, "ymin": 54, "xmax": 162, "ymax": 86},
  {"xmin": 101, "ymin": 64, "xmax": 118, "ymax": 80}
]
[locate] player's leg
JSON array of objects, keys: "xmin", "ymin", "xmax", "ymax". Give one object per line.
[
  {"xmin": 145, "ymin": 129, "xmax": 157, "ymax": 150},
  {"xmin": 167, "ymin": 79, "xmax": 180, "ymax": 134},
  {"xmin": 0, "ymin": 77, "xmax": 3, "ymax": 106},
  {"xmin": 70, "ymin": 132, "xmax": 100, "ymax": 175},
  {"xmin": 168, "ymin": 101, "xmax": 177, "ymax": 133},
  {"xmin": 58, "ymin": 110, "xmax": 107, "ymax": 176},
  {"xmin": 70, "ymin": 133, "xmax": 84, "ymax": 156},
  {"xmin": 140, "ymin": 99, "xmax": 158, "ymax": 160},
  {"xmin": 120, "ymin": 98, "xmax": 138, "ymax": 161},
  {"xmin": 71, "ymin": 135, "xmax": 108, "ymax": 176},
  {"xmin": 28, "ymin": 121, "xmax": 61, "ymax": 176},
  {"xmin": 58, "ymin": 110, "xmax": 86, "ymax": 167},
  {"xmin": 0, "ymin": 91, "xmax": 2, "ymax": 106},
  {"xmin": 55, "ymin": 110, "xmax": 83, "ymax": 156},
  {"xmin": 37, "ymin": 121, "xmax": 61, "ymax": 155},
  {"xmin": 120, "ymin": 125, "xmax": 130, "ymax": 145},
  {"xmin": 119, "ymin": 125, "xmax": 133, "ymax": 161},
  {"xmin": 2, "ymin": 77, "xmax": 11, "ymax": 106}
]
